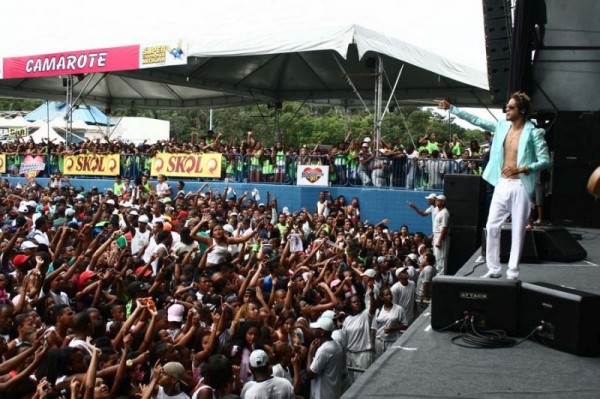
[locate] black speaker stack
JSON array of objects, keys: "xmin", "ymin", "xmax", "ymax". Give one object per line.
[
  {"xmin": 432, "ymin": 276, "xmax": 600, "ymax": 357},
  {"xmin": 482, "ymin": 0, "xmax": 512, "ymax": 105},
  {"xmin": 549, "ymin": 112, "xmax": 600, "ymax": 228},
  {"xmin": 444, "ymin": 175, "xmax": 487, "ymax": 275}
]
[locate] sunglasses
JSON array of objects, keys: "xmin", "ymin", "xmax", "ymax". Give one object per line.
[{"xmin": 502, "ymin": 105, "xmax": 518, "ymax": 113}]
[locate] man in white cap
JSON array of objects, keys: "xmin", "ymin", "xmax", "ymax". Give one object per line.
[
  {"xmin": 125, "ymin": 214, "xmax": 151, "ymax": 258},
  {"xmin": 432, "ymin": 195, "xmax": 450, "ymax": 275},
  {"xmin": 392, "ymin": 267, "xmax": 416, "ymax": 325},
  {"xmin": 241, "ymin": 349, "xmax": 295, "ymax": 399},
  {"xmin": 403, "ymin": 253, "xmax": 419, "ymax": 285},
  {"xmin": 307, "ymin": 317, "xmax": 345, "ymax": 399},
  {"xmin": 408, "ymin": 193, "xmax": 438, "ymax": 238}
]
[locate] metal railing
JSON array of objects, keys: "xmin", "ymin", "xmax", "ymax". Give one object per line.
[{"xmin": 2, "ymin": 153, "xmax": 484, "ymax": 190}]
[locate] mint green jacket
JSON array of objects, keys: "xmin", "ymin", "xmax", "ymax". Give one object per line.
[{"xmin": 450, "ymin": 106, "xmax": 551, "ymax": 195}]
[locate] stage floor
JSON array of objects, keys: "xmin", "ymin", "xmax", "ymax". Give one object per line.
[{"xmin": 343, "ymin": 227, "xmax": 600, "ymax": 399}]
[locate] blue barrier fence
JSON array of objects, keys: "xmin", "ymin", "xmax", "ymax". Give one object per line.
[{"xmin": 3, "ymin": 153, "xmax": 484, "ymax": 191}]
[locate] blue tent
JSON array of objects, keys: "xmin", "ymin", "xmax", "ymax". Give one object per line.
[{"xmin": 25, "ymin": 102, "xmax": 110, "ymax": 125}]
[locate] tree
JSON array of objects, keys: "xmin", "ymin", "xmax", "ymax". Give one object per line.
[{"xmin": 1, "ymin": 97, "xmax": 485, "ymax": 148}]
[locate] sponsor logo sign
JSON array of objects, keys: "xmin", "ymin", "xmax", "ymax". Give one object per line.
[
  {"xmin": 297, "ymin": 165, "xmax": 329, "ymax": 186},
  {"xmin": 20, "ymin": 155, "xmax": 46, "ymax": 183},
  {"xmin": 63, "ymin": 154, "xmax": 120, "ymax": 176},
  {"xmin": 2, "ymin": 40, "xmax": 187, "ymax": 79},
  {"xmin": 151, "ymin": 153, "xmax": 222, "ymax": 178}
]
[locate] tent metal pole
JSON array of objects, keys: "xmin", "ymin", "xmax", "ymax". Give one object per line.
[
  {"xmin": 332, "ymin": 54, "xmax": 371, "ymax": 116},
  {"xmin": 65, "ymin": 75, "xmax": 73, "ymax": 143},
  {"xmin": 274, "ymin": 105, "xmax": 280, "ymax": 142},
  {"xmin": 374, "ymin": 55, "xmax": 383, "ymax": 154},
  {"xmin": 46, "ymin": 100, "xmax": 50, "ymax": 152},
  {"xmin": 380, "ymin": 63, "xmax": 404, "ymax": 122}
]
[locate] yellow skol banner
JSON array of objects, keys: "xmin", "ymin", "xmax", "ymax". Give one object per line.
[
  {"xmin": 0, "ymin": 154, "xmax": 5, "ymax": 173},
  {"xmin": 63, "ymin": 154, "xmax": 120, "ymax": 176},
  {"xmin": 9, "ymin": 127, "xmax": 28, "ymax": 138},
  {"xmin": 151, "ymin": 153, "xmax": 222, "ymax": 178}
]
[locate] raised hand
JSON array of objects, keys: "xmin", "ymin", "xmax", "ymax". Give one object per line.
[{"xmin": 434, "ymin": 98, "xmax": 451, "ymax": 110}]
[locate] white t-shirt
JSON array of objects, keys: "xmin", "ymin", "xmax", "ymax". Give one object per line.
[
  {"xmin": 371, "ymin": 304, "xmax": 407, "ymax": 342},
  {"xmin": 433, "ymin": 208, "xmax": 450, "ymax": 237},
  {"xmin": 271, "ymin": 363, "xmax": 292, "ymax": 383},
  {"xmin": 156, "ymin": 182, "xmax": 171, "ymax": 198},
  {"xmin": 391, "ymin": 281, "xmax": 416, "ymax": 324},
  {"xmin": 309, "ymin": 339, "xmax": 344, "ymax": 399},
  {"xmin": 30, "ymin": 229, "xmax": 50, "ymax": 245},
  {"xmin": 316, "ymin": 200, "xmax": 330, "ymax": 217},
  {"xmin": 241, "ymin": 376, "xmax": 295, "ymax": 399},
  {"xmin": 43, "ymin": 290, "xmax": 70, "ymax": 307},
  {"xmin": 206, "ymin": 239, "xmax": 229, "ymax": 265},
  {"xmin": 157, "ymin": 386, "xmax": 190, "ymax": 399},
  {"xmin": 142, "ymin": 236, "xmax": 158, "ymax": 263},
  {"xmin": 191, "ymin": 384, "xmax": 215, "ymax": 399},
  {"xmin": 424, "ymin": 205, "xmax": 439, "ymax": 233},
  {"xmin": 342, "ymin": 308, "xmax": 373, "ymax": 352},
  {"xmin": 68, "ymin": 338, "xmax": 93, "ymax": 356},
  {"xmin": 131, "ymin": 228, "xmax": 151, "ymax": 256},
  {"xmin": 416, "ymin": 265, "xmax": 435, "ymax": 300},
  {"xmin": 150, "ymin": 243, "xmax": 168, "ymax": 275}
]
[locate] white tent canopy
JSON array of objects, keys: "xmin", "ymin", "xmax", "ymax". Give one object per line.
[
  {"xmin": 45, "ymin": 118, "xmax": 92, "ymax": 132},
  {"xmin": 0, "ymin": 115, "xmax": 32, "ymax": 128},
  {"xmin": 0, "ymin": 0, "xmax": 490, "ymax": 109},
  {"xmin": 29, "ymin": 124, "xmax": 66, "ymax": 144}
]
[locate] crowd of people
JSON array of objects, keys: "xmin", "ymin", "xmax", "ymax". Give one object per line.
[
  {"xmin": 0, "ymin": 129, "xmax": 489, "ymax": 189},
  {"xmin": 0, "ymin": 173, "xmax": 444, "ymax": 399}
]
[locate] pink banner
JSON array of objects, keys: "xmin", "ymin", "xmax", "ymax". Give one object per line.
[{"xmin": 2, "ymin": 45, "xmax": 140, "ymax": 79}]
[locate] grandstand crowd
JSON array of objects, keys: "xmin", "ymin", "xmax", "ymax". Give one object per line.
[{"xmin": 0, "ymin": 129, "xmax": 490, "ymax": 189}]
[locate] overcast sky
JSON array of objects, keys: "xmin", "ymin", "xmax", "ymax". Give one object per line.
[
  {"xmin": 1, "ymin": 0, "xmax": 503, "ymax": 127},
  {"xmin": 1, "ymin": 0, "xmax": 487, "ymax": 67}
]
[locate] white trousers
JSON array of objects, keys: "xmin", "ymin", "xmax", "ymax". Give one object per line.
[
  {"xmin": 485, "ymin": 178, "xmax": 531, "ymax": 278},
  {"xmin": 433, "ymin": 235, "xmax": 449, "ymax": 275},
  {"xmin": 346, "ymin": 350, "xmax": 374, "ymax": 383}
]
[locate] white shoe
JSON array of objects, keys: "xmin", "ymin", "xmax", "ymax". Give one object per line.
[{"xmin": 482, "ymin": 271, "xmax": 502, "ymax": 278}]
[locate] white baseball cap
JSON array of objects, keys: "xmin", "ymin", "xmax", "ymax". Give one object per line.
[
  {"xmin": 361, "ymin": 269, "xmax": 376, "ymax": 278},
  {"xmin": 320, "ymin": 310, "xmax": 337, "ymax": 320},
  {"xmin": 20, "ymin": 241, "xmax": 39, "ymax": 250},
  {"xmin": 249, "ymin": 349, "xmax": 269, "ymax": 368},
  {"xmin": 310, "ymin": 317, "xmax": 335, "ymax": 332}
]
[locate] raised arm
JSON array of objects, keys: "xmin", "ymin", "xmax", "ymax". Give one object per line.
[
  {"xmin": 437, "ymin": 99, "xmax": 497, "ymax": 132},
  {"xmin": 82, "ymin": 344, "xmax": 101, "ymax": 399}
]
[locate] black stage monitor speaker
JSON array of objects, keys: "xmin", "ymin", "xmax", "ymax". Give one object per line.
[
  {"xmin": 533, "ymin": 226, "xmax": 587, "ymax": 262},
  {"xmin": 431, "ymin": 276, "xmax": 520, "ymax": 335},
  {"xmin": 519, "ymin": 282, "xmax": 600, "ymax": 357},
  {"xmin": 444, "ymin": 174, "xmax": 486, "ymax": 228},
  {"xmin": 482, "ymin": 226, "xmax": 540, "ymax": 263},
  {"xmin": 447, "ymin": 226, "xmax": 481, "ymax": 276}
]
